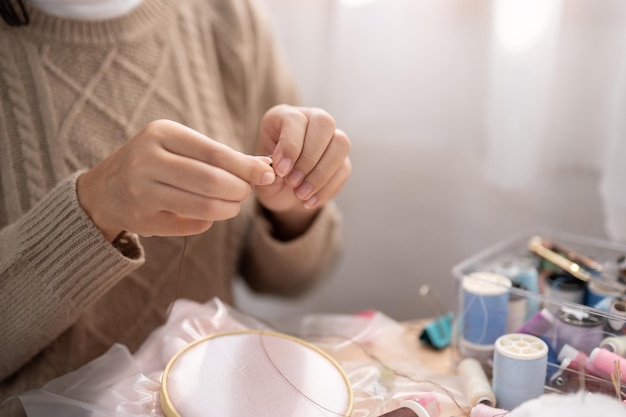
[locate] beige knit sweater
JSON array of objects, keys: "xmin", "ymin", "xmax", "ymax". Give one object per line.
[{"xmin": 0, "ymin": 0, "xmax": 342, "ymax": 414}]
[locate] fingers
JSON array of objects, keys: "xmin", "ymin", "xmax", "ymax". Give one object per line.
[
  {"xmin": 283, "ymin": 108, "xmax": 335, "ymax": 187},
  {"xmin": 292, "ymin": 127, "xmax": 350, "ymax": 197},
  {"xmin": 80, "ymin": 120, "xmax": 278, "ymax": 241},
  {"xmin": 149, "ymin": 120, "xmax": 275, "ymax": 186},
  {"xmin": 268, "ymin": 107, "xmax": 308, "ymax": 177},
  {"xmin": 154, "ymin": 184, "xmax": 244, "ymax": 222},
  {"xmin": 303, "ymin": 153, "xmax": 352, "ymax": 210},
  {"xmin": 116, "ymin": 179, "xmax": 248, "ymax": 238},
  {"xmin": 261, "ymin": 106, "xmax": 351, "ymax": 207},
  {"xmin": 153, "ymin": 151, "xmax": 254, "ymax": 202}
]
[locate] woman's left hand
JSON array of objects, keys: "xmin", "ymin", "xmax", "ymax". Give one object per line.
[{"xmin": 255, "ymin": 105, "xmax": 351, "ymax": 236}]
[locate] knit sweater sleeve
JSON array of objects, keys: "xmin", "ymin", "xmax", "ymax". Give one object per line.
[
  {"xmin": 241, "ymin": 202, "xmax": 344, "ymax": 296},
  {"xmin": 0, "ymin": 172, "xmax": 144, "ymax": 380}
]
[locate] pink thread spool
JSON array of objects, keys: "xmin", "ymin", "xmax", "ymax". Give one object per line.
[
  {"xmin": 589, "ymin": 347, "xmax": 626, "ymax": 384},
  {"xmin": 405, "ymin": 393, "xmax": 440, "ymax": 417},
  {"xmin": 557, "ymin": 344, "xmax": 593, "ymax": 373},
  {"xmin": 553, "ymin": 343, "xmax": 607, "ymax": 388}
]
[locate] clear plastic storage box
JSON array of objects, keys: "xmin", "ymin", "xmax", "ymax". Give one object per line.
[{"xmin": 452, "ymin": 229, "xmax": 626, "ymax": 402}]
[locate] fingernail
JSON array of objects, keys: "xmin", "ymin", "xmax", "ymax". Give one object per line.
[
  {"xmin": 261, "ymin": 171, "xmax": 275, "ymax": 185},
  {"xmin": 286, "ymin": 170, "xmax": 304, "ymax": 187},
  {"xmin": 275, "ymin": 158, "xmax": 292, "ymax": 177},
  {"xmin": 296, "ymin": 182, "xmax": 313, "ymax": 199}
]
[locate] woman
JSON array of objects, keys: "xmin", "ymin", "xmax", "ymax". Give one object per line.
[{"xmin": 0, "ymin": 0, "xmax": 351, "ymax": 415}]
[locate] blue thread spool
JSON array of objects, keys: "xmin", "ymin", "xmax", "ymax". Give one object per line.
[
  {"xmin": 513, "ymin": 267, "xmax": 540, "ymax": 321},
  {"xmin": 492, "ymin": 333, "xmax": 548, "ymax": 410},
  {"xmin": 585, "ymin": 280, "xmax": 621, "ymax": 308},
  {"xmin": 461, "ymin": 272, "xmax": 511, "ymax": 346},
  {"xmin": 493, "ymin": 255, "xmax": 540, "ymax": 321}
]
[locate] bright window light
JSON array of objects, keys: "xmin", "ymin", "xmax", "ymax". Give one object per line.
[{"xmin": 493, "ymin": 0, "xmax": 562, "ymax": 51}]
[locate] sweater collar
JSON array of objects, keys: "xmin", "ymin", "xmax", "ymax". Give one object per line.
[
  {"xmin": 27, "ymin": 0, "xmax": 144, "ymax": 20},
  {"xmin": 20, "ymin": 0, "xmax": 174, "ymax": 44}
]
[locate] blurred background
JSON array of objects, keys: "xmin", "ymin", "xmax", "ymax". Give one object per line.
[{"xmin": 234, "ymin": 0, "xmax": 626, "ymax": 323}]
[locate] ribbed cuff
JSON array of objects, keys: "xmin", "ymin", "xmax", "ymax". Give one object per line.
[
  {"xmin": 14, "ymin": 172, "xmax": 144, "ymax": 311},
  {"xmin": 0, "ymin": 173, "xmax": 145, "ymax": 379}
]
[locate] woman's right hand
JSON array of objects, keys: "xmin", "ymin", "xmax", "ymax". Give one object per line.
[{"xmin": 77, "ymin": 119, "xmax": 275, "ymax": 242}]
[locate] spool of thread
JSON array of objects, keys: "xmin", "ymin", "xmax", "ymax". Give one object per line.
[
  {"xmin": 585, "ymin": 280, "xmax": 621, "ymax": 309},
  {"xmin": 553, "ymin": 343, "xmax": 625, "ymax": 394},
  {"xmin": 457, "ymin": 357, "xmax": 496, "ymax": 407},
  {"xmin": 403, "ymin": 395, "xmax": 440, "ymax": 417},
  {"xmin": 554, "ymin": 306, "xmax": 606, "ymax": 354},
  {"xmin": 600, "ymin": 335, "xmax": 626, "ymax": 356},
  {"xmin": 492, "ymin": 255, "xmax": 540, "ymax": 320},
  {"xmin": 555, "ymin": 343, "xmax": 604, "ymax": 380},
  {"xmin": 516, "ymin": 308, "xmax": 555, "ymax": 337},
  {"xmin": 461, "ymin": 272, "xmax": 511, "ymax": 346},
  {"xmin": 492, "ymin": 333, "xmax": 548, "ymax": 411},
  {"xmin": 557, "ymin": 344, "xmax": 589, "ymax": 372},
  {"xmin": 593, "ymin": 296, "xmax": 615, "ymax": 313},
  {"xmin": 469, "ymin": 403, "xmax": 510, "ymax": 417},
  {"xmin": 378, "ymin": 395, "xmax": 440, "ymax": 417},
  {"xmin": 608, "ymin": 299, "xmax": 626, "ymax": 333},
  {"xmin": 511, "ymin": 258, "xmax": 540, "ymax": 317},
  {"xmin": 589, "ymin": 347, "xmax": 626, "ymax": 384},
  {"xmin": 507, "ymin": 292, "xmax": 527, "ymax": 334},
  {"xmin": 544, "ymin": 273, "xmax": 585, "ymax": 306}
]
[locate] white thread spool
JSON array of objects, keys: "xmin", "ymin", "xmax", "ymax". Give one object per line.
[
  {"xmin": 507, "ymin": 293, "xmax": 527, "ymax": 334},
  {"xmin": 492, "ymin": 333, "xmax": 548, "ymax": 411},
  {"xmin": 457, "ymin": 357, "xmax": 496, "ymax": 407},
  {"xmin": 600, "ymin": 335, "xmax": 626, "ymax": 356},
  {"xmin": 608, "ymin": 299, "xmax": 626, "ymax": 332}
]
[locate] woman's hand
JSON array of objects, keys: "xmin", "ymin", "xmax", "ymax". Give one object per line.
[
  {"xmin": 255, "ymin": 105, "xmax": 352, "ymax": 238},
  {"xmin": 77, "ymin": 119, "xmax": 275, "ymax": 242}
]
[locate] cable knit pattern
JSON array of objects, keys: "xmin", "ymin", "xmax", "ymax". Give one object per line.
[
  {"xmin": 0, "ymin": 1, "xmax": 343, "ymax": 415},
  {"xmin": 0, "ymin": 37, "xmax": 44, "ymax": 209}
]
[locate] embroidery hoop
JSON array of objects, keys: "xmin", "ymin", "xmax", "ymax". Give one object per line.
[{"xmin": 160, "ymin": 329, "xmax": 353, "ymax": 417}]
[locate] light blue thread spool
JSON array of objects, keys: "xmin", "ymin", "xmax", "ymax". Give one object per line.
[
  {"xmin": 513, "ymin": 266, "xmax": 540, "ymax": 321},
  {"xmin": 462, "ymin": 272, "xmax": 511, "ymax": 346},
  {"xmin": 492, "ymin": 333, "xmax": 548, "ymax": 410},
  {"xmin": 493, "ymin": 255, "xmax": 540, "ymax": 321}
]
